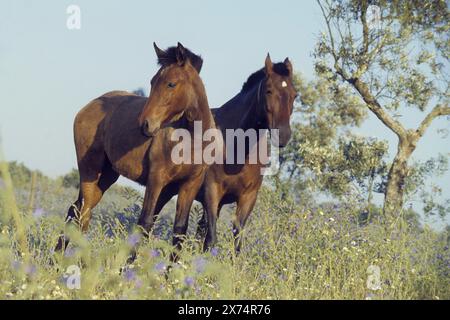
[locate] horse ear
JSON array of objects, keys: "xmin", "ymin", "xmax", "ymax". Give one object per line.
[
  {"xmin": 284, "ymin": 57, "xmax": 293, "ymax": 75},
  {"xmin": 189, "ymin": 56, "xmax": 203, "ymax": 73},
  {"xmin": 176, "ymin": 42, "xmax": 187, "ymax": 66},
  {"xmin": 265, "ymin": 53, "xmax": 273, "ymax": 76},
  {"xmin": 153, "ymin": 42, "xmax": 166, "ymax": 59}
]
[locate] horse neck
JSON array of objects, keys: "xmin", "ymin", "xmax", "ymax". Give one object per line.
[
  {"xmin": 217, "ymin": 80, "xmax": 268, "ymax": 162},
  {"xmin": 219, "ymin": 80, "xmax": 266, "ymax": 132},
  {"xmin": 192, "ymin": 82, "xmax": 214, "ymax": 131}
]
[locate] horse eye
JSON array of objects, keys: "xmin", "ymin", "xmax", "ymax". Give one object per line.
[
  {"xmin": 167, "ymin": 82, "xmax": 177, "ymax": 88},
  {"xmin": 266, "ymin": 90, "xmax": 272, "ymax": 95}
]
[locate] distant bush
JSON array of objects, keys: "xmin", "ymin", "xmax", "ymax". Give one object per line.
[
  {"xmin": 61, "ymin": 168, "xmax": 79, "ymax": 189},
  {"xmin": 8, "ymin": 161, "xmax": 47, "ymax": 188}
]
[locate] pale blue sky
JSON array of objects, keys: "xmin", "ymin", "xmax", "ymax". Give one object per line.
[{"xmin": 0, "ymin": 1, "xmax": 448, "ymax": 224}]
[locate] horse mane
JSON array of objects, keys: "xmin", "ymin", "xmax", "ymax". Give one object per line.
[
  {"xmin": 241, "ymin": 62, "xmax": 290, "ymax": 92},
  {"xmin": 157, "ymin": 46, "xmax": 203, "ymax": 73}
]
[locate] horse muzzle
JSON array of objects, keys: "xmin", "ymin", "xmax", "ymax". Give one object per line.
[
  {"xmin": 141, "ymin": 119, "xmax": 160, "ymax": 137},
  {"xmin": 270, "ymin": 126, "xmax": 291, "ymax": 148}
]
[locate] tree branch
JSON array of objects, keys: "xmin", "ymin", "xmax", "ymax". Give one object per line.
[
  {"xmin": 317, "ymin": 1, "xmax": 407, "ymax": 141},
  {"xmin": 317, "ymin": 0, "xmax": 352, "ymax": 80},
  {"xmin": 415, "ymin": 104, "xmax": 450, "ymax": 139},
  {"xmin": 360, "ymin": 0, "xmax": 370, "ymax": 56},
  {"xmin": 351, "ymin": 78, "xmax": 407, "ymax": 140},
  {"xmin": 317, "ymin": 0, "xmax": 337, "ymax": 61}
]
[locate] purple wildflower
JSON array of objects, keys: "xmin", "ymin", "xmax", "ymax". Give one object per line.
[
  {"xmin": 193, "ymin": 256, "xmax": 207, "ymax": 274},
  {"xmin": 127, "ymin": 233, "xmax": 141, "ymax": 247},
  {"xmin": 150, "ymin": 249, "xmax": 160, "ymax": 258},
  {"xmin": 32, "ymin": 208, "xmax": 45, "ymax": 219},
  {"xmin": 184, "ymin": 276, "xmax": 195, "ymax": 287},
  {"xmin": 11, "ymin": 260, "xmax": 21, "ymax": 271},
  {"xmin": 64, "ymin": 247, "xmax": 76, "ymax": 258},
  {"xmin": 24, "ymin": 264, "xmax": 37, "ymax": 276},
  {"xmin": 211, "ymin": 247, "xmax": 219, "ymax": 257},
  {"xmin": 123, "ymin": 269, "xmax": 136, "ymax": 282},
  {"xmin": 59, "ymin": 275, "xmax": 67, "ymax": 284},
  {"xmin": 154, "ymin": 261, "xmax": 166, "ymax": 274},
  {"xmin": 135, "ymin": 279, "xmax": 143, "ymax": 289}
]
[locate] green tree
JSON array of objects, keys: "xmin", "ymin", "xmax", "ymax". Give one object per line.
[
  {"xmin": 61, "ymin": 168, "xmax": 79, "ymax": 189},
  {"xmin": 315, "ymin": 0, "xmax": 450, "ymax": 218},
  {"xmin": 280, "ymin": 74, "xmax": 389, "ymax": 212},
  {"xmin": 7, "ymin": 161, "xmax": 46, "ymax": 188}
]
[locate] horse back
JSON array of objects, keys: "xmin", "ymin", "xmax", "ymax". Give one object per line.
[{"xmin": 74, "ymin": 91, "xmax": 151, "ymax": 184}]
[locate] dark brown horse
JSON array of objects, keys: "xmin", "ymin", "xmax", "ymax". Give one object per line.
[
  {"xmin": 197, "ymin": 54, "xmax": 297, "ymax": 253},
  {"xmin": 55, "ymin": 43, "xmax": 216, "ymax": 253}
]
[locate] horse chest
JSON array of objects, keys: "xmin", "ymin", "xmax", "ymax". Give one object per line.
[{"xmin": 221, "ymin": 163, "xmax": 263, "ymax": 193}]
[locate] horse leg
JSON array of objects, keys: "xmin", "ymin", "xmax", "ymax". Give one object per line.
[
  {"xmin": 137, "ymin": 174, "xmax": 166, "ymax": 234},
  {"xmin": 172, "ymin": 177, "xmax": 204, "ymax": 251},
  {"xmin": 55, "ymin": 161, "xmax": 118, "ymax": 251},
  {"xmin": 202, "ymin": 183, "xmax": 222, "ymax": 252},
  {"xmin": 55, "ymin": 191, "xmax": 83, "ymax": 251},
  {"xmin": 126, "ymin": 176, "xmax": 170, "ymax": 265},
  {"xmin": 196, "ymin": 211, "xmax": 208, "ymax": 240},
  {"xmin": 81, "ymin": 163, "xmax": 119, "ymax": 229},
  {"xmin": 232, "ymin": 192, "xmax": 257, "ymax": 254}
]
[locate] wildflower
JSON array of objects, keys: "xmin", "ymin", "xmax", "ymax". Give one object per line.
[
  {"xmin": 32, "ymin": 208, "xmax": 45, "ymax": 219},
  {"xmin": 211, "ymin": 247, "xmax": 219, "ymax": 257},
  {"xmin": 127, "ymin": 233, "xmax": 141, "ymax": 247},
  {"xmin": 149, "ymin": 249, "xmax": 160, "ymax": 258},
  {"xmin": 135, "ymin": 279, "xmax": 143, "ymax": 289},
  {"xmin": 123, "ymin": 269, "xmax": 136, "ymax": 282},
  {"xmin": 24, "ymin": 264, "xmax": 37, "ymax": 276},
  {"xmin": 64, "ymin": 247, "xmax": 76, "ymax": 258},
  {"xmin": 11, "ymin": 260, "xmax": 21, "ymax": 271},
  {"xmin": 184, "ymin": 276, "xmax": 195, "ymax": 287},
  {"xmin": 154, "ymin": 261, "xmax": 166, "ymax": 274},
  {"xmin": 193, "ymin": 256, "xmax": 207, "ymax": 274}
]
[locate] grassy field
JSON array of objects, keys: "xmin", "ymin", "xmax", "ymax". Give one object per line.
[{"xmin": 0, "ymin": 161, "xmax": 449, "ymax": 300}]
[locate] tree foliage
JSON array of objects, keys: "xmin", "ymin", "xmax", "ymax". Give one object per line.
[
  {"xmin": 280, "ymin": 74, "xmax": 388, "ymax": 204},
  {"xmin": 314, "ymin": 0, "xmax": 449, "ymax": 217}
]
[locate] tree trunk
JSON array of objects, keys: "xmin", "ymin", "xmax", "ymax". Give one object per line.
[{"xmin": 383, "ymin": 137, "xmax": 416, "ymax": 218}]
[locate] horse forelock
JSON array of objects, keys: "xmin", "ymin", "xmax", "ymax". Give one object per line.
[
  {"xmin": 241, "ymin": 62, "xmax": 291, "ymax": 93},
  {"xmin": 157, "ymin": 46, "xmax": 203, "ymax": 73}
]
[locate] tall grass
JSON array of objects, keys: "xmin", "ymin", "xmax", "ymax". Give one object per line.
[{"xmin": 0, "ymin": 160, "xmax": 449, "ymax": 299}]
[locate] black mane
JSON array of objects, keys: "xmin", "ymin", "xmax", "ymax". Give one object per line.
[
  {"xmin": 157, "ymin": 46, "xmax": 203, "ymax": 73},
  {"xmin": 241, "ymin": 62, "xmax": 290, "ymax": 92}
]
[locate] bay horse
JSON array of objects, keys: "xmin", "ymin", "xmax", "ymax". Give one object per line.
[
  {"xmin": 197, "ymin": 54, "xmax": 297, "ymax": 253},
  {"xmin": 55, "ymin": 43, "xmax": 216, "ymax": 254}
]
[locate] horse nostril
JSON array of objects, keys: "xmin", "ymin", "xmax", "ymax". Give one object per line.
[{"xmin": 142, "ymin": 119, "xmax": 152, "ymax": 137}]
